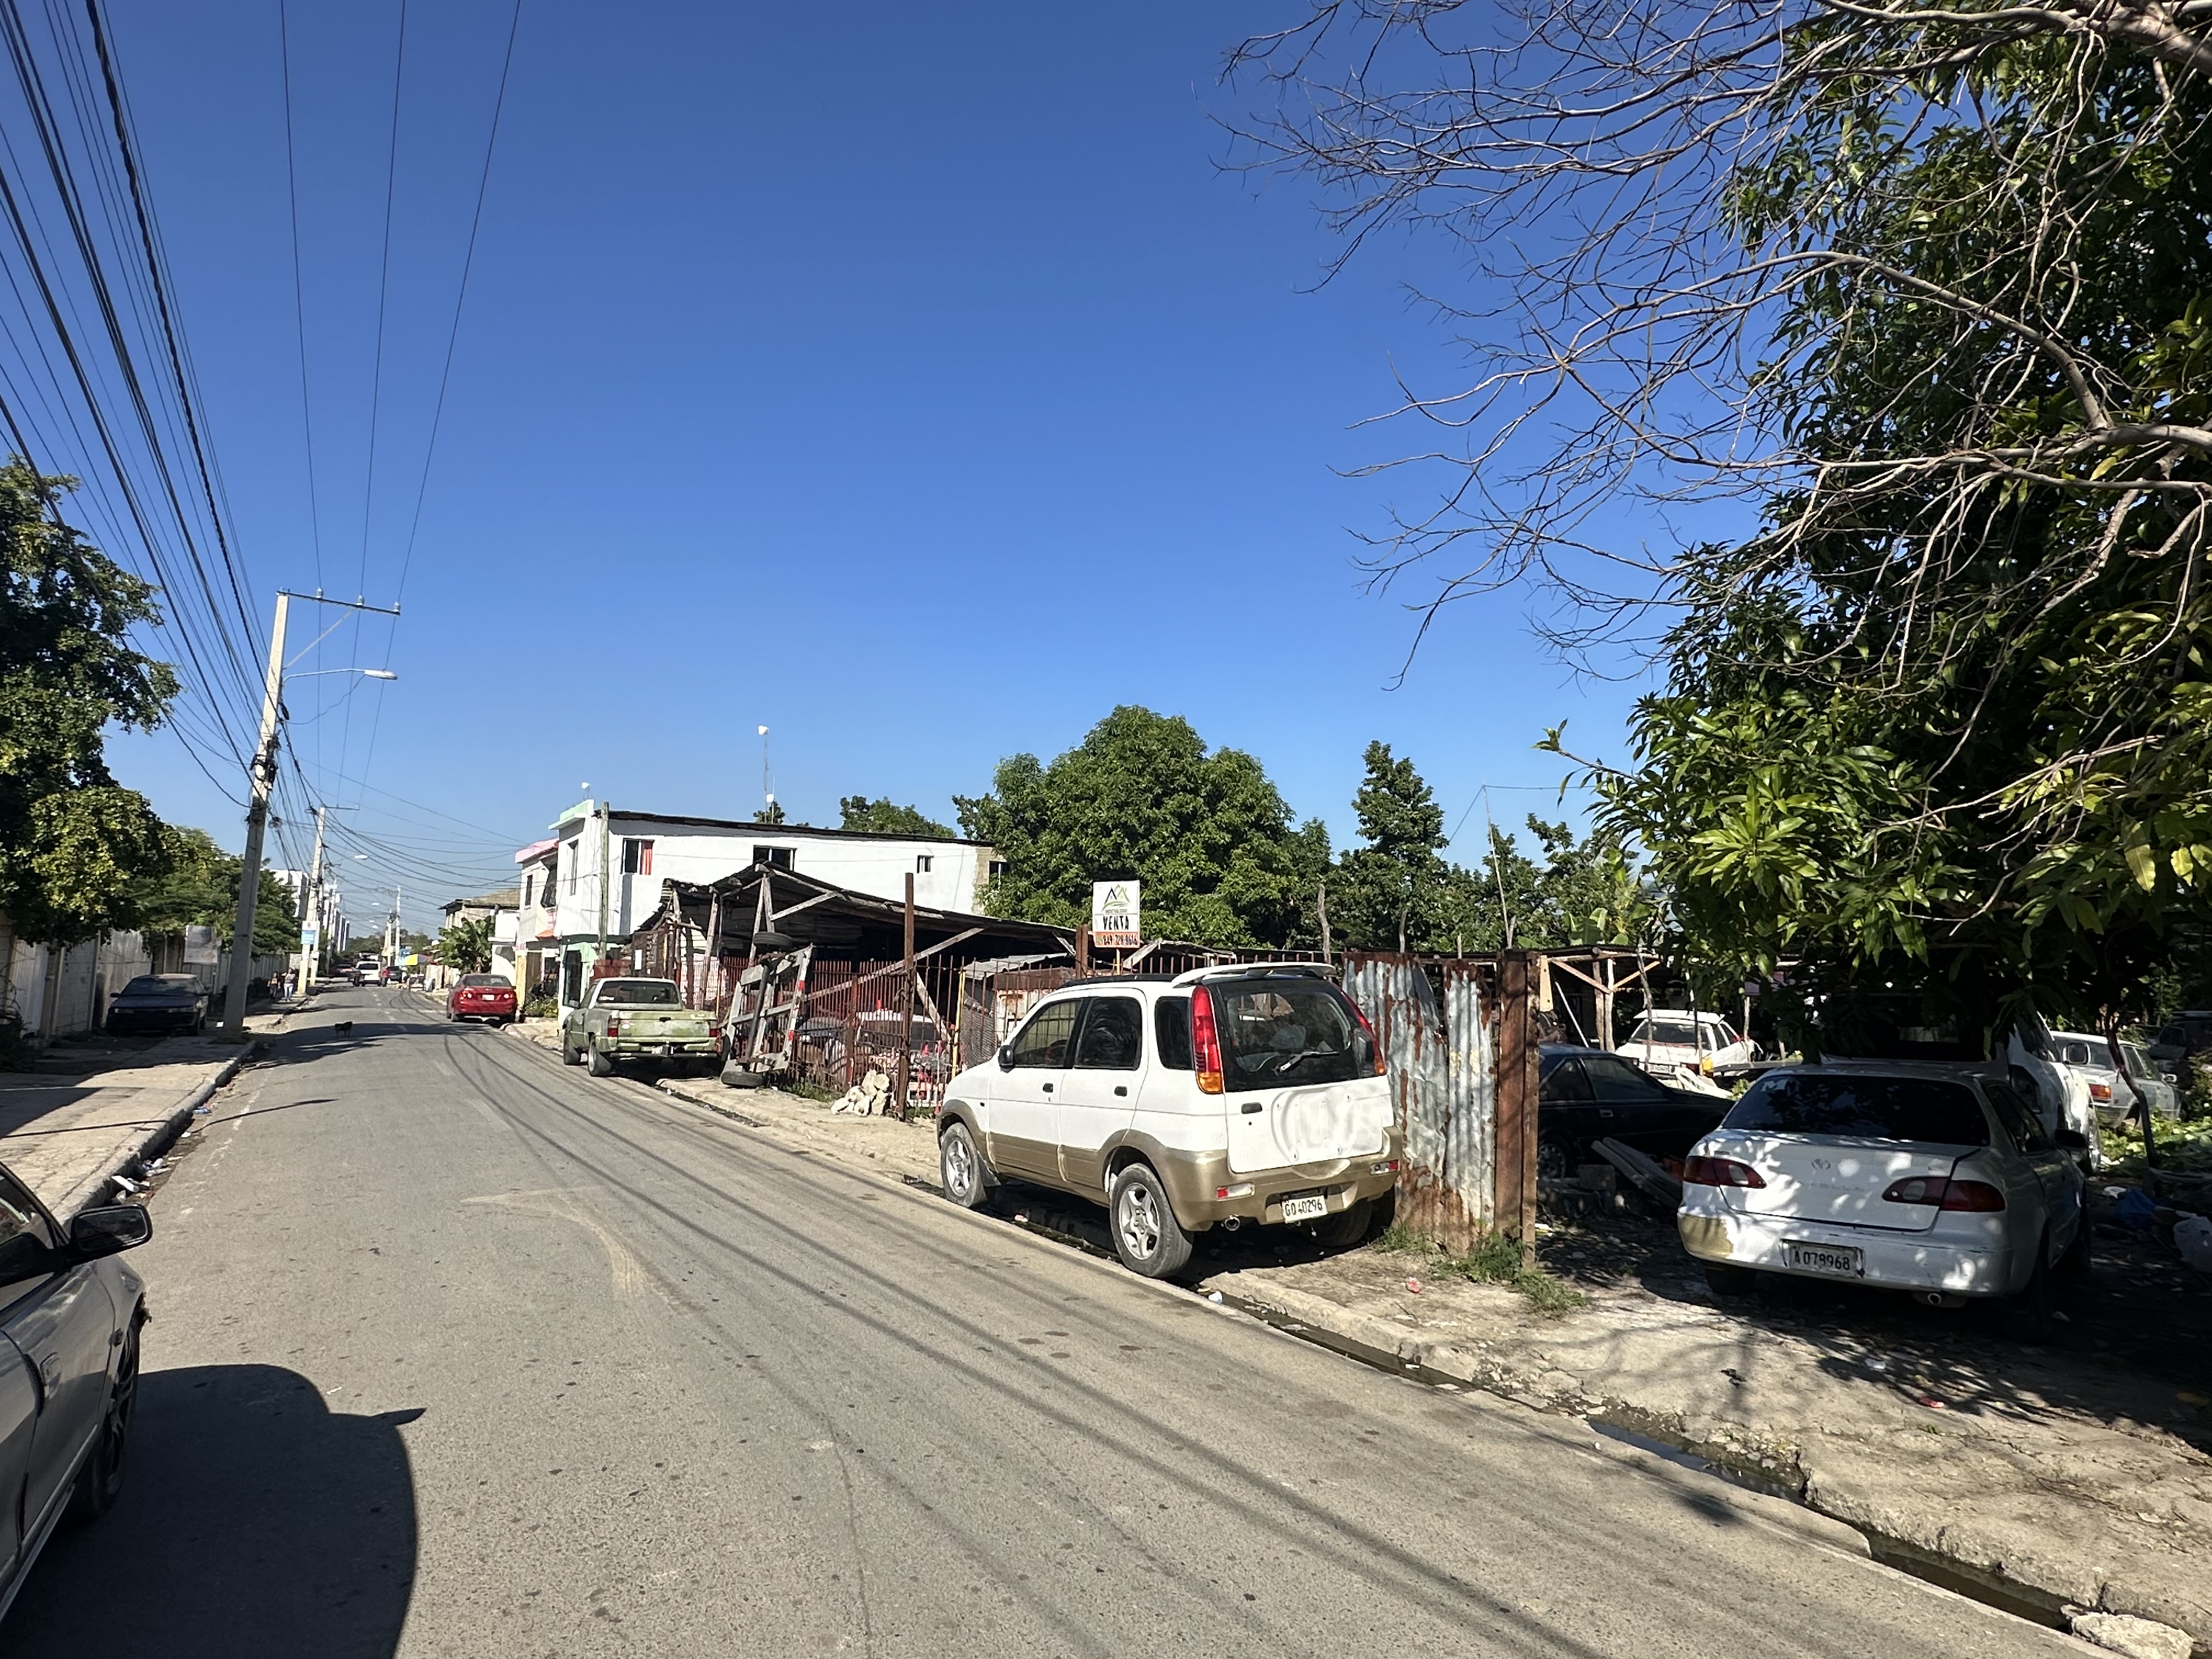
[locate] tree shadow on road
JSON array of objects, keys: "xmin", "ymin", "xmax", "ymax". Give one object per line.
[{"xmin": 5, "ymin": 1364, "xmax": 420, "ymax": 1659}]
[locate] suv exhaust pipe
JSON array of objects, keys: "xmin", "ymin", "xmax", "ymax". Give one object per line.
[{"xmin": 1220, "ymin": 1216, "xmax": 1243, "ymax": 1233}]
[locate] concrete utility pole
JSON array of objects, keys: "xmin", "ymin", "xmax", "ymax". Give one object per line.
[
  {"xmin": 298, "ymin": 803, "xmax": 329, "ymax": 982},
  {"xmin": 219, "ymin": 591, "xmax": 289, "ymax": 1039},
  {"xmin": 219, "ymin": 590, "xmax": 400, "ymax": 1038}
]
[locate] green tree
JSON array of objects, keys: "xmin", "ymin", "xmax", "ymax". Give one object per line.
[
  {"xmin": 0, "ymin": 462, "xmax": 177, "ymax": 941},
  {"xmin": 839, "ymin": 795, "xmax": 951, "ymax": 838},
  {"xmin": 753, "ymin": 800, "xmax": 787, "ymax": 825},
  {"xmin": 957, "ymin": 706, "xmax": 1331, "ymax": 947},
  {"xmin": 1331, "ymin": 741, "xmax": 1451, "ymax": 951},
  {"xmin": 126, "ymin": 825, "xmax": 299, "ymax": 956},
  {"xmin": 1240, "ymin": 3, "xmax": 2212, "ymax": 1026},
  {"xmin": 438, "ymin": 916, "xmax": 494, "ymax": 974}
]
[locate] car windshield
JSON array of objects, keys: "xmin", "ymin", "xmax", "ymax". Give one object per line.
[
  {"xmin": 460, "ymin": 975, "xmax": 503, "ymax": 988},
  {"xmin": 1724, "ymin": 1073, "xmax": 1989, "ymax": 1145},
  {"xmin": 1211, "ymin": 980, "xmax": 1374, "ymax": 1088},
  {"xmin": 599, "ymin": 980, "xmax": 678, "ymax": 1006},
  {"xmin": 1635, "ymin": 1019, "xmax": 1700, "ymax": 1046},
  {"xmin": 121, "ymin": 975, "xmax": 191, "ymax": 995}
]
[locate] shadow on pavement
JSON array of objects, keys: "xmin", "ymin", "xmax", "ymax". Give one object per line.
[{"xmin": 5, "ymin": 1364, "xmax": 420, "ymax": 1658}]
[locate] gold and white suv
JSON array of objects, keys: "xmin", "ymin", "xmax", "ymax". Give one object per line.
[{"xmin": 935, "ymin": 967, "xmax": 1401, "ymax": 1277}]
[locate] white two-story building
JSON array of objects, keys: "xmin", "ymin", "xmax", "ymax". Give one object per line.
[{"xmin": 515, "ymin": 802, "xmax": 999, "ymax": 1009}]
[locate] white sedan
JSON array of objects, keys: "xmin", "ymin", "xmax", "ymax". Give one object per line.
[
  {"xmin": 1617, "ymin": 1010, "xmax": 1756, "ymax": 1079},
  {"xmin": 2048, "ymin": 1030, "xmax": 2180, "ymax": 1125},
  {"xmin": 1677, "ymin": 1062, "xmax": 2089, "ymax": 1305}
]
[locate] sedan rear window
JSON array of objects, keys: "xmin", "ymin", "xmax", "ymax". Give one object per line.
[
  {"xmin": 1724, "ymin": 1073, "xmax": 1988, "ymax": 1146},
  {"xmin": 460, "ymin": 975, "xmax": 504, "ymax": 988},
  {"xmin": 1211, "ymin": 980, "xmax": 1374, "ymax": 1088}
]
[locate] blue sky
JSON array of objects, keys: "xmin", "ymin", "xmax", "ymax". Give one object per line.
[{"xmin": 86, "ymin": 0, "xmax": 1646, "ymax": 935}]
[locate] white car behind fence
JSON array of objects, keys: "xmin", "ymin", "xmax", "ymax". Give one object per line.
[{"xmin": 1678, "ymin": 1062, "xmax": 2090, "ymax": 1305}]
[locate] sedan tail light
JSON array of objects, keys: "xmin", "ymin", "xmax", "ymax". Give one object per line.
[
  {"xmin": 1684, "ymin": 1155, "xmax": 1765, "ymax": 1188},
  {"xmin": 2087, "ymin": 1081, "xmax": 2111, "ymax": 1102},
  {"xmin": 1881, "ymin": 1176, "xmax": 2006, "ymax": 1211}
]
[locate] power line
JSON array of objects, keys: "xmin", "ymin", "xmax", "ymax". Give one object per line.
[{"xmin": 275, "ymin": 0, "xmax": 320, "ymax": 590}]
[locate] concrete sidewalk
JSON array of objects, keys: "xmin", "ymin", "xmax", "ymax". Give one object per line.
[
  {"xmin": 0, "ymin": 1009, "xmax": 291, "ymax": 1218},
  {"xmin": 608, "ymin": 1064, "xmax": 2210, "ymax": 1651}
]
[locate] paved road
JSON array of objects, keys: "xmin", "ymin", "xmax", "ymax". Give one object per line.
[{"xmin": 6, "ymin": 987, "xmax": 2076, "ymax": 1657}]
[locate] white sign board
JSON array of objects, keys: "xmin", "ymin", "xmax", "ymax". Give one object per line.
[{"xmin": 1091, "ymin": 880, "xmax": 1141, "ymax": 950}]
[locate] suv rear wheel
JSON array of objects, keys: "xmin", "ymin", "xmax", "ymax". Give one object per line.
[{"xmin": 1109, "ymin": 1163, "xmax": 1193, "ymax": 1278}]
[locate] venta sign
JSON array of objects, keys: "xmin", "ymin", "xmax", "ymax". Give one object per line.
[{"xmin": 1091, "ymin": 880, "xmax": 1141, "ymax": 950}]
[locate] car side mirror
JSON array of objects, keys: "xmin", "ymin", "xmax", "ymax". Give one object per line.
[
  {"xmin": 997, "ymin": 1045, "xmax": 1015, "ymax": 1071},
  {"xmin": 2055, "ymin": 1128, "xmax": 2089, "ymax": 1153},
  {"xmin": 67, "ymin": 1204, "xmax": 152, "ymax": 1261},
  {"xmin": 2162, "ymin": 1069, "xmax": 2180, "ymax": 1084}
]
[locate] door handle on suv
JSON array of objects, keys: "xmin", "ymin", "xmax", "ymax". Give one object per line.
[
  {"xmin": 1042, "ymin": 1082, "xmax": 1053, "ymax": 1093},
  {"xmin": 1240, "ymin": 1101, "xmax": 1262, "ymax": 1114},
  {"xmin": 1114, "ymin": 1086, "xmax": 1127, "ymax": 1097}
]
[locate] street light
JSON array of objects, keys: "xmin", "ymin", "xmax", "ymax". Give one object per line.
[{"xmin": 219, "ymin": 590, "xmax": 400, "ymax": 1039}]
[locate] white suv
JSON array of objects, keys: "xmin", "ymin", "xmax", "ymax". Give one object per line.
[{"xmin": 935, "ymin": 966, "xmax": 1402, "ymax": 1277}]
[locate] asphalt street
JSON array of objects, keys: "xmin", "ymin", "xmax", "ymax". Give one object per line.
[{"xmin": 5, "ymin": 985, "xmax": 2082, "ymax": 1657}]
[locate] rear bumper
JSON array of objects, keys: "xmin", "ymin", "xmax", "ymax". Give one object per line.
[
  {"xmin": 1153, "ymin": 1131, "xmax": 1404, "ymax": 1229},
  {"xmin": 1677, "ymin": 1193, "xmax": 2026, "ymax": 1297},
  {"xmin": 608, "ymin": 1040, "xmax": 716, "ymax": 1060},
  {"xmin": 105, "ymin": 1009, "xmax": 198, "ymax": 1032}
]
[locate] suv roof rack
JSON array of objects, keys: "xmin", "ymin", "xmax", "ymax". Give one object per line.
[
  {"xmin": 1058, "ymin": 973, "xmax": 1177, "ymax": 986},
  {"xmin": 1167, "ymin": 963, "xmax": 1334, "ymax": 989}
]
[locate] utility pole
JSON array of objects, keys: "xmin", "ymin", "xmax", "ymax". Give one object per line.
[
  {"xmin": 219, "ymin": 590, "xmax": 400, "ymax": 1038},
  {"xmin": 219, "ymin": 591, "xmax": 287, "ymax": 1039},
  {"xmin": 298, "ymin": 803, "xmax": 328, "ymax": 983}
]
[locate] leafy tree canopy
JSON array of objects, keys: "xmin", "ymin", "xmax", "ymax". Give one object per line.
[
  {"xmin": 839, "ymin": 795, "xmax": 951, "ymax": 838},
  {"xmin": 957, "ymin": 706, "xmax": 1330, "ymax": 947},
  {"xmin": 438, "ymin": 916, "xmax": 495, "ymax": 974},
  {"xmin": 1329, "ymin": 742, "xmax": 1650, "ymax": 955},
  {"xmin": 0, "ymin": 462, "xmax": 177, "ymax": 942},
  {"xmin": 127, "ymin": 825, "xmax": 298, "ymax": 956}
]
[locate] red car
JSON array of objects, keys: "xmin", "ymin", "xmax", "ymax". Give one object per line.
[{"xmin": 447, "ymin": 974, "xmax": 518, "ymax": 1024}]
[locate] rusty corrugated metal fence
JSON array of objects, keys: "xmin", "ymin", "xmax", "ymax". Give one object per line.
[{"xmin": 1342, "ymin": 951, "xmax": 1532, "ymax": 1254}]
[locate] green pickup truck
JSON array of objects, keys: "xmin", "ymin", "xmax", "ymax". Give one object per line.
[{"xmin": 562, "ymin": 977, "xmax": 718, "ymax": 1076}]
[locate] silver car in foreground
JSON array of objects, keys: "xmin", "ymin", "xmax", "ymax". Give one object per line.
[
  {"xmin": 0, "ymin": 1160, "xmax": 152, "ymax": 1624},
  {"xmin": 1678, "ymin": 1062, "xmax": 2089, "ymax": 1306}
]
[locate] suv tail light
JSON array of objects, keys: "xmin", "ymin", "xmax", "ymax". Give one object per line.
[
  {"xmin": 1882, "ymin": 1176, "xmax": 2006, "ymax": 1211},
  {"xmin": 1684, "ymin": 1155, "xmax": 1765, "ymax": 1188},
  {"xmin": 1190, "ymin": 986, "xmax": 1223, "ymax": 1094},
  {"xmin": 1347, "ymin": 997, "xmax": 1387, "ymax": 1076}
]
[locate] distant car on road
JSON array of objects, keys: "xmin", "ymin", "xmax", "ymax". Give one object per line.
[
  {"xmin": 0, "ymin": 1158, "xmax": 154, "ymax": 1623},
  {"xmin": 1538, "ymin": 1044, "xmax": 1730, "ymax": 1178},
  {"xmin": 348, "ymin": 957, "xmax": 381, "ymax": 986},
  {"xmin": 447, "ymin": 974, "xmax": 518, "ymax": 1025},
  {"xmin": 1678, "ymin": 1062, "xmax": 2089, "ymax": 1304},
  {"xmin": 103, "ymin": 974, "xmax": 208, "ymax": 1037}
]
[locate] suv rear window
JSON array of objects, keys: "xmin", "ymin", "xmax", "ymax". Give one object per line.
[
  {"xmin": 1154, "ymin": 997, "xmax": 1192, "ymax": 1070},
  {"xmin": 1724, "ymin": 1073, "xmax": 1988, "ymax": 1146},
  {"xmin": 1210, "ymin": 979, "xmax": 1374, "ymax": 1088}
]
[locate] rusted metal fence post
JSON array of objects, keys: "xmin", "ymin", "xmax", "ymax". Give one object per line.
[
  {"xmin": 1493, "ymin": 951, "xmax": 1541, "ymax": 1266},
  {"xmin": 893, "ymin": 873, "xmax": 916, "ymax": 1118}
]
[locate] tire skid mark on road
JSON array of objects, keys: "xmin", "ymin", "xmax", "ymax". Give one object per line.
[{"xmin": 459, "ymin": 1186, "xmax": 647, "ymax": 1297}]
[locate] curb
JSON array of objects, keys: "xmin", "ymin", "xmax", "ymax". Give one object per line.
[{"xmin": 57, "ymin": 1050, "xmax": 246, "ymax": 1220}]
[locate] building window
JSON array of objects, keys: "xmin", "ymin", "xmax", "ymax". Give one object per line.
[
  {"xmin": 752, "ymin": 845, "xmax": 793, "ymax": 870},
  {"xmin": 622, "ymin": 838, "xmax": 654, "ymax": 876},
  {"xmin": 522, "ymin": 873, "xmax": 533, "ymax": 906},
  {"xmin": 915, "ymin": 854, "xmax": 933, "ymax": 874},
  {"xmin": 989, "ymin": 860, "xmax": 1008, "ymax": 881},
  {"xmin": 563, "ymin": 841, "xmax": 578, "ymax": 893}
]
